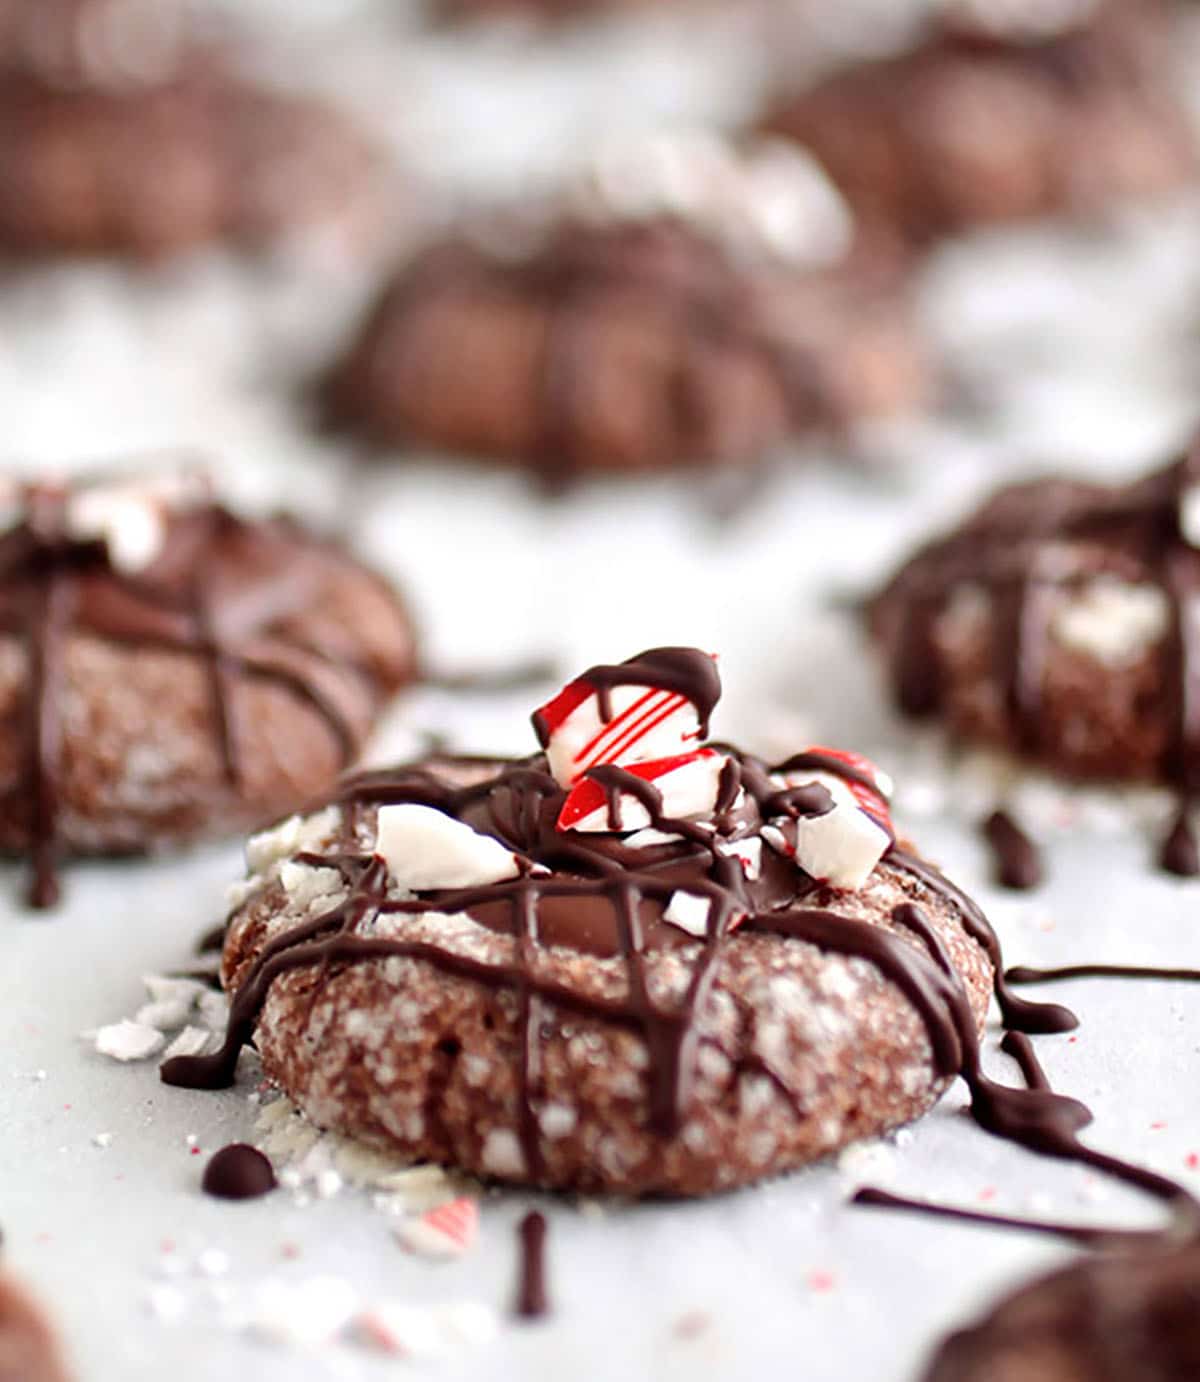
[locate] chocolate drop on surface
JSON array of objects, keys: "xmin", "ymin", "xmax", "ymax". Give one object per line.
[
  {"xmin": 981, "ymin": 809, "xmax": 1043, "ymax": 890},
  {"xmin": 515, "ymin": 1212, "xmax": 549, "ymax": 1319},
  {"xmin": 201, "ymin": 1144, "xmax": 276, "ymax": 1200},
  {"xmin": 1159, "ymin": 811, "xmax": 1200, "ymax": 877}
]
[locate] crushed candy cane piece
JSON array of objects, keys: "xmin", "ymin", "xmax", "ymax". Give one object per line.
[
  {"xmin": 61, "ymin": 470, "xmax": 210, "ymax": 575},
  {"xmin": 93, "ymin": 1020, "xmax": 165, "ymax": 1062},
  {"xmin": 65, "ymin": 486, "xmax": 165, "ymax": 574},
  {"xmin": 245, "ymin": 806, "xmax": 341, "ymax": 877},
  {"xmin": 355, "ymin": 1301, "xmax": 498, "ymax": 1358},
  {"xmin": 395, "ymin": 1197, "xmax": 479, "ymax": 1259},
  {"xmin": 768, "ymin": 748, "xmax": 894, "ymax": 891},
  {"xmin": 766, "ymin": 795, "xmax": 890, "ymax": 892},
  {"xmin": 623, "ymin": 826, "xmax": 685, "ymax": 849},
  {"xmin": 374, "ymin": 804, "xmax": 520, "ymax": 890},
  {"xmin": 716, "ymin": 835, "xmax": 762, "ymax": 880},
  {"xmin": 135, "ymin": 997, "xmax": 194, "ymax": 1031},
  {"xmin": 662, "ymin": 891, "xmax": 715, "ymax": 938},
  {"xmin": 533, "ymin": 656, "xmax": 716, "ymax": 788},
  {"xmin": 781, "ymin": 747, "xmax": 892, "ymax": 825},
  {"xmin": 558, "ymin": 749, "xmax": 728, "ymax": 833}
]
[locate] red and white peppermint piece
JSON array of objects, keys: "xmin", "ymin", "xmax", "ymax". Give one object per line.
[
  {"xmin": 557, "ymin": 749, "xmax": 727, "ymax": 834},
  {"xmin": 394, "ymin": 1197, "xmax": 479, "ymax": 1260},
  {"xmin": 777, "ymin": 748, "xmax": 892, "ymax": 830},
  {"xmin": 533, "ymin": 676, "xmax": 707, "ymax": 789},
  {"xmin": 767, "ymin": 748, "xmax": 894, "ymax": 891}
]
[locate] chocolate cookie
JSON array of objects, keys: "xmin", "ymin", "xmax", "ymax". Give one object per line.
[
  {"xmin": 320, "ymin": 133, "xmax": 928, "ymax": 479},
  {"xmin": 0, "ymin": 1275, "xmax": 70, "ymax": 1382},
  {"xmin": 869, "ymin": 450, "xmax": 1200, "ymax": 872},
  {"xmin": 160, "ymin": 646, "xmax": 1076, "ymax": 1197},
  {"xmin": 923, "ymin": 1241, "xmax": 1200, "ymax": 1381},
  {"xmin": 0, "ymin": 470, "xmax": 416, "ymax": 908},
  {"xmin": 0, "ymin": 0, "xmax": 381, "ymax": 258},
  {"xmin": 758, "ymin": 0, "xmax": 1194, "ymax": 251}
]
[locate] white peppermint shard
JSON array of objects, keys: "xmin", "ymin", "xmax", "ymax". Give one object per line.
[
  {"xmin": 374, "ymin": 804, "xmax": 520, "ymax": 890},
  {"xmin": 767, "ymin": 772, "xmax": 890, "ymax": 892},
  {"xmin": 662, "ymin": 890, "xmax": 714, "ymax": 938},
  {"xmin": 92, "ymin": 1019, "xmax": 165, "ymax": 1062},
  {"xmin": 65, "ymin": 486, "xmax": 167, "ymax": 574},
  {"xmin": 246, "ymin": 806, "xmax": 341, "ymax": 877}
]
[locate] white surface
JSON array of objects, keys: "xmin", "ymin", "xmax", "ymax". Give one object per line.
[{"xmin": 4, "ymin": 6, "xmax": 1200, "ymax": 1381}]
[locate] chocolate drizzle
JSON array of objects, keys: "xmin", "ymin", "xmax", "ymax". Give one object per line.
[
  {"xmin": 872, "ymin": 453, "xmax": 1200, "ymax": 876},
  {"xmin": 855, "ymin": 987, "xmax": 1200, "ymax": 1249},
  {"xmin": 163, "ymin": 675, "xmax": 1095, "ymax": 1196},
  {"xmin": 515, "ymin": 1211, "xmax": 549, "ymax": 1319},
  {"xmin": 531, "ymin": 647, "xmax": 721, "ymax": 747},
  {"xmin": 1008, "ymin": 962, "xmax": 1200, "ymax": 986},
  {"xmin": 0, "ymin": 481, "xmax": 400, "ymax": 908},
  {"xmin": 981, "ymin": 809, "xmax": 1043, "ymax": 891}
]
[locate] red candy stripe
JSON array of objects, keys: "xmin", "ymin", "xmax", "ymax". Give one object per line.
[
  {"xmin": 532, "ymin": 678, "xmax": 594, "ymax": 743},
  {"xmin": 802, "ymin": 745, "xmax": 891, "ymax": 829},
  {"xmin": 575, "ymin": 689, "xmax": 692, "ymax": 775},
  {"xmin": 557, "ymin": 748, "xmax": 719, "ymax": 831}
]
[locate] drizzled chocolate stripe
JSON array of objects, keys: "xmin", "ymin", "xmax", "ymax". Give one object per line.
[
  {"xmin": 0, "ymin": 493, "xmax": 371, "ymax": 907},
  {"xmin": 855, "ymin": 1025, "xmax": 1198, "ymax": 1250},
  {"xmin": 531, "ymin": 647, "xmax": 721, "ymax": 746},
  {"xmin": 1008, "ymin": 962, "xmax": 1200, "ymax": 985},
  {"xmin": 874, "ymin": 453, "xmax": 1200, "ymax": 877}
]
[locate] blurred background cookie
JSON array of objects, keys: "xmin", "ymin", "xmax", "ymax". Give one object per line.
[
  {"xmin": 0, "ymin": 467, "xmax": 417, "ymax": 907},
  {"xmin": 0, "ymin": 0, "xmax": 389, "ymax": 259},
  {"xmin": 922, "ymin": 1240, "xmax": 1200, "ymax": 1382},
  {"xmin": 868, "ymin": 445, "xmax": 1200, "ymax": 873},
  {"xmin": 758, "ymin": 0, "xmax": 1196, "ymax": 253},
  {"xmin": 321, "ymin": 131, "xmax": 930, "ymax": 480}
]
